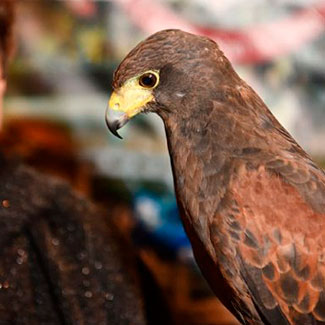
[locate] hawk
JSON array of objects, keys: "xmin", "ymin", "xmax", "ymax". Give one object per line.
[{"xmin": 106, "ymin": 29, "xmax": 325, "ymax": 324}]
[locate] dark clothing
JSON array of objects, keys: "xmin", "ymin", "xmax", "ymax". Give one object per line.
[{"xmin": 0, "ymin": 154, "xmax": 146, "ymax": 324}]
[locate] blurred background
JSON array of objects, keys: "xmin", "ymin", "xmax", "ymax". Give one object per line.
[{"xmin": 3, "ymin": 1, "xmax": 325, "ymax": 324}]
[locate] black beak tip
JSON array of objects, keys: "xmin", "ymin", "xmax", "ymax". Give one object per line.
[
  {"xmin": 105, "ymin": 117, "xmax": 123, "ymax": 139},
  {"xmin": 112, "ymin": 129, "xmax": 123, "ymax": 140}
]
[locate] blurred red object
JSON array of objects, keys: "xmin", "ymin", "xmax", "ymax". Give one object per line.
[
  {"xmin": 65, "ymin": 0, "xmax": 97, "ymax": 18},
  {"xmin": 0, "ymin": 118, "xmax": 92, "ymax": 194},
  {"xmin": 113, "ymin": 0, "xmax": 325, "ymax": 64}
]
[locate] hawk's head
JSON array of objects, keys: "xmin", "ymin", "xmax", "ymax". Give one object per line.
[{"xmin": 106, "ymin": 29, "xmax": 239, "ymax": 138}]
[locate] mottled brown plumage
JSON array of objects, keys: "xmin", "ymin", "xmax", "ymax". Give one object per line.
[{"xmin": 108, "ymin": 29, "xmax": 325, "ymax": 324}]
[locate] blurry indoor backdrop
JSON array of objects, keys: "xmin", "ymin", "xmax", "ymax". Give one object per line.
[{"xmin": 3, "ymin": 1, "xmax": 325, "ymax": 324}]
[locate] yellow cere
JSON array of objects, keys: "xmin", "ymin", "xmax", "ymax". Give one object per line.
[{"xmin": 108, "ymin": 70, "xmax": 159, "ymax": 118}]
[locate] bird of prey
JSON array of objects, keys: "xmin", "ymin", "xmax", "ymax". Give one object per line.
[{"xmin": 105, "ymin": 29, "xmax": 325, "ymax": 324}]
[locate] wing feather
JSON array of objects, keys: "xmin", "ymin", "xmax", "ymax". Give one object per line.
[{"xmin": 213, "ymin": 156, "xmax": 325, "ymax": 324}]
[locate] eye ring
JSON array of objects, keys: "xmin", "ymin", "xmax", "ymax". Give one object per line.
[{"xmin": 139, "ymin": 72, "xmax": 159, "ymax": 89}]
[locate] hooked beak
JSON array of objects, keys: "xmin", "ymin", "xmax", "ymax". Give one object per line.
[
  {"xmin": 105, "ymin": 75, "xmax": 155, "ymax": 139},
  {"xmin": 105, "ymin": 103, "xmax": 129, "ymax": 139}
]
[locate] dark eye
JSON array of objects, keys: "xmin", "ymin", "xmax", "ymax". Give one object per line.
[{"xmin": 139, "ymin": 73, "xmax": 158, "ymax": 88}]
